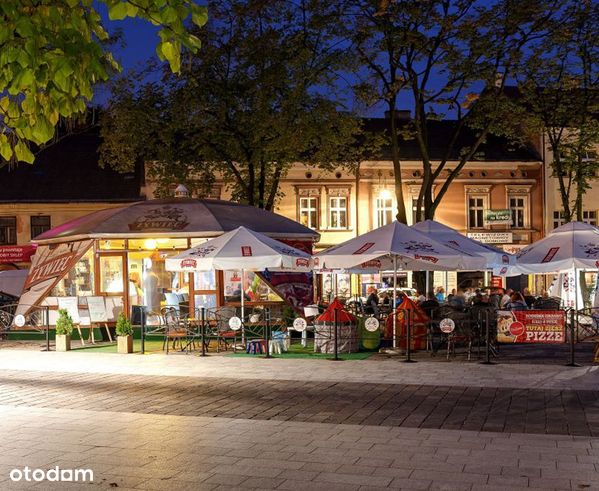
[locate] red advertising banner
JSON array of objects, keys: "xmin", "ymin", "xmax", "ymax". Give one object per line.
[
  {"xmin": 0, "ymin": 245, "xmax": 37, "ymax": 264},
  {"xmin": 497, "ymin": 310, "xmax": 565, "ymax": 343}
]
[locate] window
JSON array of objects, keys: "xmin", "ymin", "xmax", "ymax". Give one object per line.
[
  {"xmin": 553, "ymin": 211, "xmax": 565, "ymax": 229},
  {"xmin": 583, "ymin": 210, "xmax": 597, "ymax": 226},
  {"xmin": 375, "ymin": 197, "xmax": 393, "ymax": 227},
  {"xmin": 468, "ymin": 197, "xmax": 485, "ymax": 229},
  {"xmin": 509, "ymin": 197, "xmax": 526, "ymax": 228},
  {"xmin": 412, "ymin": 197, "xmax": 424, "ymax": 225},
  {"xmin": 0, "ymin": 217, "xmax": 16, "ymax": 245},
  {"xmin": 299, "ymin": 197, "xmax": 319, "ymax": 229},
  {"xmin": 30, "ymin": 215, "xmax": 51, "ymax": 239},
  {"xmin": 329, "ymin": 196, "xmax": 347, "ymax": 229}
]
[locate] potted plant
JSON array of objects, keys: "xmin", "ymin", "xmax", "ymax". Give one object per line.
[
  {"xmin": 55, "ymin": 309, "xmax": 74, "ymax": 351},
  {"xmin": 115, "ymin": 312, "xmax": 134, "ymax": 354}
]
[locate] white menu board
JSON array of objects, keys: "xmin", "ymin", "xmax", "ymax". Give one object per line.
[
  {"xmin": 57, "ymin": 297, "xmax": 80, "ymax": 324},
  {"xmin": 87, "ymin": 297, "xmax": 108, "ymax": 323}
]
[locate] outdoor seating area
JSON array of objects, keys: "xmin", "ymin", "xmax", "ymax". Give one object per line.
[{"xmin": 4, "ymin": 204, "xmax": 599, "ymax": 366}]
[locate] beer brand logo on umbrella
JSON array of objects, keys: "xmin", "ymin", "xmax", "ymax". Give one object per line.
[
  {"xmin": 180, "ymin": 258, "xmax": 197, "ymax": 269},
  {"xmin": 400, "ymin": 241, "xmax": 436, "ymax": 253},
  {"xmin": 541, "ymin": 247, "xmax": 560, "ymax": 263},
  {"xmin": 414, "ymin": 254, "xmax": 438, "ymax": 263},
  {"xmin": 241, "ymin": 246, "xmax": 253, "ymax": 256},
  {"xmin": 353, "ymin": 242, "xmax": 375, "ymax": 255},
  {"xmin": 580, "ymin": 242, "xmax": 599, "ymax": 257},
  {"xmin": 360, "ymin": 259, "xmax": 381, "ymax": 269},
  {"xmin": 128, "ymin": 206, "xmax": 189, "ymax": 231},
  {"xmin": 190, "ymin": 245, "xmax": 217, "ymax": 257},
  {"xmin": 502, "ymin": 254, "xmax": 509, "ymax": 264}
]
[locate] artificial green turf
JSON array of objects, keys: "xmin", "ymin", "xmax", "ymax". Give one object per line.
[{"xmin": 230, "ymin": 342, "xmax": 375, "ymax": 360}]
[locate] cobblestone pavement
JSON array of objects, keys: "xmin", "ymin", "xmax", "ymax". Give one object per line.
[
  {"xmin": 0, "ymin": 351, "xmax": 598, "ymax": 490},
  {"xmin": 0, "ymin": 369, "xmax": 598, "ymax": 437}
]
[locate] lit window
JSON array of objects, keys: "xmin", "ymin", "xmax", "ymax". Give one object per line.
[
  {"xmin": 375, "ymin": 197, "xmax": 393, "ymax": 227},
  {"xmin": 299, "ymin": 197, "xmax": 319, "ymax": 229},
  {"xmin": 509, "ymin": 197, "xmax": 526, "ymax": 228},
  {"xmin": 412, "ymin": 197, "xmax": 424, "ymax": 225},
  {"xmin": 468, "ymin": 197, "xmax": 485, "ymax": 229},
  {"xmin": 0, "ymin": 217, "xmax": 17, "ymax": 245},
  {"xmin": 583, "ymin": 210, "xmax": 597, "ymax": 226},
  {"xmin": 329, "ymin": 197, "xmax": 347, "ymax": 229},
  {"xmin": 553, "ymin": 211, "xmax": 565, "ymax": 229},
  {"xmin": 30, "ymin": 216, "xmax": 51, "ymax": 239}
]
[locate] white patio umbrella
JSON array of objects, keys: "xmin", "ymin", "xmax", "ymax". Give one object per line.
[
  {"xmin": 412, "ymin": 220, "xmax": 513, "ymax": 269},
  {"xmin": 500, "ymin": 222, "xmax": 599, "ymax": 311},
  {"xmin": 500, "ymin": 222, "xmax": 599, "ymax": 275},
  {"xmin": 166, "ymin": 226, "xmax": 311, "ymax": 322},
  {"xmin": 314, "ymin": 221, "xmax": 487, "ymax": 272},
  {"xmin": 314, "ymin": 221, "xmax": 486, "ymax": 347}
]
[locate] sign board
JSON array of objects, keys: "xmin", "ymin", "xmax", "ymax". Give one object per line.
[
  {"xmin": 364, "ymin": 317, "xmax": 380, "ymax": 332},
  {"xmin": 439, "ymin": 318, "xmax": 455, "ymax": 333},
  {"xmin": 57, "ymin": 297, "xmax": 80, "ymax": 324},
  {"xmin": 13, "ymin": 314, "xmax": 25, "ymax": 328},
  {"xmin": 87, "ymin": 297, "xmax": 108, "ymax": 323},
  {"xmin": 228, "ymin": 316, "xmax": 242, "ymax": 331},
  {"xmin": 491, "ymin": 276, "xmax": 504, "ymax": 288},
  {"xmin": 0, "ymin": 245, "xmax": 36, "ymax": 264},
  {"xmin": 496, "ymin": 310, "xmax": 565, "ymax": 343},
  {"xmin": 15, "ymin": 240, "xmax": 94, "ymax": 318},
  {"xmin": 484, "ymin": 209, "xmax": 512, "ymax": 225},
  {"xmin": 467, "ymin": 232, "xmax": 513, "ymax": 244},
  {"xmin": 293, "ymin": 317, "xmax": 307, "ymax": 332}
]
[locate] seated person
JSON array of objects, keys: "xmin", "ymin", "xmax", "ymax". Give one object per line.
[
  {"xmin": 522, "ymin": 287, "xmax": 536, "ymax": 308},
  {"xmin": 364, "ymin": 287, "xmax": 379, "ymax": 316},
  {"xmin": 419, "ymin": 292, "xmax": 439, "ymax": 319},
  {"xmin": 506, "ymin": 292, "xmax": 528, "ymax": 311}
]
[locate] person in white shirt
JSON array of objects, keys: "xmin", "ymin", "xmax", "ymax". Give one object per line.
[{"xmin": 500, "ymin": 288, "xmax": 513, "ymax": 308}]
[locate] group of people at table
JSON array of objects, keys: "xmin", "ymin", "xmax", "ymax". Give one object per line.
[{"xmin": 362, "ymin": 285, "xmax": 557, "ymax": 319}]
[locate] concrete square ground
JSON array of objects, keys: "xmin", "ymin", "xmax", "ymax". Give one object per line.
[{"xmin": 0, "ymin": 349, "xmax": 597, "ymax": 489}]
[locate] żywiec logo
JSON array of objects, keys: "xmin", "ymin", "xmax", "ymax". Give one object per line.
[
  {"xmin": 180, "ymin": 258, "xmax": 197, "ymax": 269},
  {"xmin": 502, "ymin": 254, "xmax": 509, "ymax": 264},
  {"xmin": 128, "ymin": 206, "xmax": 189, "ymax": 231},
  {"xmin": 414, "ymin": 254, "xmax": 438, "ymax": 263},
  {"xmin": 360, "ymin": 259, "xmax": 381, "ymax": 269}
]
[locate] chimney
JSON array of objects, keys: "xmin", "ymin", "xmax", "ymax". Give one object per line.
[{"xmin": 384, "ymin": 109, "xmax": 411, "ymax": 120}]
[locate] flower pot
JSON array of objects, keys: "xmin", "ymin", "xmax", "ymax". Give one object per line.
[
  {"xmin": 117, "ymin": 335, "xmax": 133, "ymax": 354},
  {"xmin": 55, "ymin": 334, "xmax": 71, "ymax": 352}
]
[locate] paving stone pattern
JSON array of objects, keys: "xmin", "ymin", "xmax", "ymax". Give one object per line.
[
  {"xmin": 1, "ymin": 405, "xmax": 599, "ymax": 491},
  {"xmin": 1, "ymin": 370, "xmax": 598, "ymax": 437}
]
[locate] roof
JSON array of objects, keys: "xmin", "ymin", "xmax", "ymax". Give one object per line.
[
  {"xmin": 34, "ymin": 197, "xmax": 320, "ymax": 243},
  {"xmin": 361, "ymin": 117, "xmax": 541, "ymax": 162},
  {"xmin": 0, "ymin": 128, "xmax": 142, "ymax": 202}
]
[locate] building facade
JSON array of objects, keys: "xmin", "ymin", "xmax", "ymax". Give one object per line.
[
  {"xmin": 0, "ymin": 129, "xmax": 143, "ymax": 270},
  {"xmin": 144, "ymin": 118, "xmax": 545, "ymax": 293}
]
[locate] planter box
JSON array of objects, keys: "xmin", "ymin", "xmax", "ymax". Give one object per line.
[
  {"xmin": 55, "ymin": 334, "xmax": 71, "ymax": 352},
  {"xmin": 117, "ymin": 335, "xmax": 133, "ymax": 354}
]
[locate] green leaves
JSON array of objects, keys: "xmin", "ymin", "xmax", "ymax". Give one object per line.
[{"xmin": 0, "ymin": 0, "xmax": 207, "ymax": 164}]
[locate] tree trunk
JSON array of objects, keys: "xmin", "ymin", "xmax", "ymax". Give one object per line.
[{"xmin": 389, "ymin": 107, "xmax": 407, "ymax": 224}]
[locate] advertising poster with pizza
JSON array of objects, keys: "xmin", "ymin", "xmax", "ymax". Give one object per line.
[{"xmin": 496, "ymin": 310, "xmax": 565, "ymax": 344}]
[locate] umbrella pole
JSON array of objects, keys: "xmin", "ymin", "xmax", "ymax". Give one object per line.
[
  {"xmin": 393, "ymin": 255, "xmax": 397, "ymax": 349},
  {"xmin": 426, "ymin": 272, "xmax": 430, "ymax": 298},
  {"xmin": 241, "ymin": 268, "xmax": 245, "ymax": 345}
]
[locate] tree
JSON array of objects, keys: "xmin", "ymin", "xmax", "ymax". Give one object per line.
[
  {"xmin": 347, "ymin": 0, "xmax": 557, "ymax": 223},
  {"xmin": 516, "ymin": 0, "xmax": 599, "ymax": 222},
  {"xmin": 100, "ymin": 0, "xmax": 362, "ymax": 210},
  {"xmin": 0, "ymin": 0, "xmax": 207, "ymax": 165}
]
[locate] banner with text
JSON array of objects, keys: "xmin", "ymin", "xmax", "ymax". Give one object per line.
[{"xmin": 496, "ymin": 310, "xmax": 565, "ymax": 343}]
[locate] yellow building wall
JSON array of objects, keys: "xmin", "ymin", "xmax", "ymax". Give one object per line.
[{"xmin": 0, "ymin": 203, "xmax": 130, "ymax": 246}]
